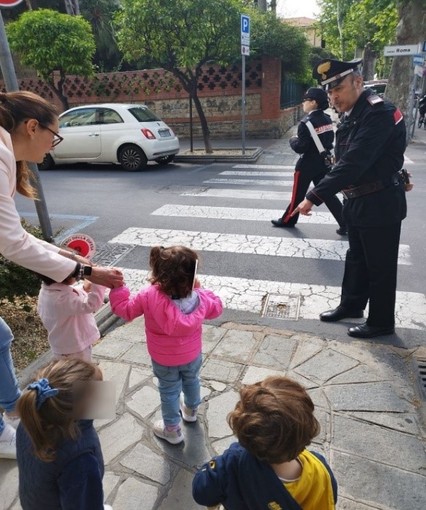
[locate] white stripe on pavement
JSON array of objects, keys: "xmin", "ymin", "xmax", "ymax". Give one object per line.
[
  {"xmin": 109, "ymin": 227, "xmax": 411, "ymax": 265},
  {"xmin": 182, "ymin": 189, "xmax": 293, "ymax": 200},
  {"xmin": 220, "ymin": 171, "xmax": 294, "ymax": 177},
  {"xmin": 232, "ymin": 164, "xmax": 295, "ymax": 170},
  {"xmin": 120, "ymin": 269, "xmax": 426, "ymax": 331},
  {"xmin": 204, "ymin": 178, "xmax": 294, "ymax": 186},
  {"xmin": 151, "ymin": 205, "xmax": 337, "ymax": 224}
]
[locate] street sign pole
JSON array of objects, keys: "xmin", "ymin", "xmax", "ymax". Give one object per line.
[
  {"xmin": 241, "ymin": 14, "xmax": 250, "ymax": 156},
  {"xmin": 0, "ymin": 10, "xmax": 53, "ymax": 241}
]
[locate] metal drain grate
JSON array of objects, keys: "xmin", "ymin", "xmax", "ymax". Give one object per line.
[
  {"xmin": 92, "ymin": 243, "xmax": 134, "ymax": 267},
  {"xmin": 261, "ymin": 293, "xmax": 301, "ymax": 320},
  {"xmin": 417, "ymin": 359, "xmax": 426, "ymax": 399}
]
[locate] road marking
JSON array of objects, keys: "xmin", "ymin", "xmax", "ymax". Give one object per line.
[
  {"xmin": 220, "ymin": 171, "xmax": 294, "ymax": 177},
  {"xmin": 151, "ymin": 205, "xmax": 338, "ymax": 224},
  {"xmin": 182, "ymin": 189, "xmax": 293, "ymax": 200},
  {"xmin": 18, "ymin": 212, "xmax": 98, "ymax": 242},
  {"xmin": 109, "ymin": 227, "xmax": 411, "ymax": 265},
  {"xmin": 232, "ymin": 164, "xmax": 294, "ymax": 170},
  {"xmin": 404, "ymin": 156, "xmax": 414, "ymax": 164},
  {"xmin": 120, "ymin": 269, "xmax": 426, "ymax": 331},
  {"xmin": 204, "ymin": 178, "xmax": 294, "ymax": 186}
]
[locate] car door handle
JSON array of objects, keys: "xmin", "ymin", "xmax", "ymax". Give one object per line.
[{"xmin": 88, "ymin": 133, "xmax": 100, "ymax": 137}]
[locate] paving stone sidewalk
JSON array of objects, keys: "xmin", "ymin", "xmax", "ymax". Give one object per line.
[{"xmin": 2, "ymin": 319, "xmax": 425, "ymax": 510}]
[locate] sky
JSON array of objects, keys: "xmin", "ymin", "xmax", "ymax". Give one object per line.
[{"xmin": 276, "ymin": 0, "xmax": 321, "ymax": 19}]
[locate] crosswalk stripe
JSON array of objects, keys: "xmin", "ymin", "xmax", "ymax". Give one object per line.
[
  {"xmin": 220, "ymin": 171, "xmax": 293, "ymax": 177},
  {"xmin": 182, "ymin": 189, "xmax": 293, "ymax": 200},
  {"xmin": 120, "ymin": 269, "xmax": 425, "ymax": 331},
  {"xmin": 232, "ymin": 164, "xmax": 295, "ymax": 170},
  {"xmin": 151, "ymin": 205, "xmax": 337, "ymax": 224},
  {"xmin": 204, "ymin": 178, "xmax": 294, "ymax": 186},
  {"xmin": 109, "ymin": 227, "xmax": 411, "ymax": 265}
]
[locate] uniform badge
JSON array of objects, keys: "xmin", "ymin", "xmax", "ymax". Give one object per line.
[{"xmin": 367, "ymin": 94, "xmax": 383, "ymax": 105}]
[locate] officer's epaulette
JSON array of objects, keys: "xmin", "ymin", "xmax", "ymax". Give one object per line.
[{"xmin": 367, "ymin": 94, "xmax": 384, "ymax": 106}]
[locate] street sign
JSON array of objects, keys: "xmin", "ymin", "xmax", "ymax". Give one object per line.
[
  {"xmin": 241, "ymin": 45, "xmax": 250, "ymax": 56},
  {"xmin": 422, "ymin": 40, "xmax": 426, "ymax": 53},
  {"xmin": 241, "ymin": 14, "xmax": 250, "ymax": 47},
  {"xmin": 413, "ymin": 55, "xmax": 425, "ymax": 66},
  {"xmin": 0, "ymin": 0, "xmax": 24, "ymax": 7},
  {"xmin": 384, "ymin": 44, "xmax": 419, "ymax": 57}
]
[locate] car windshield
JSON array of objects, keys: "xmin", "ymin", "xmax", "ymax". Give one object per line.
[{"xmin": 128, "ymin": 106, "xmax": 161, "ymax": 122}]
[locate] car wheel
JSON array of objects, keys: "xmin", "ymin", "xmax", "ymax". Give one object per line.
[
  {"xmin": 155, "ymin": 155, "xmax": 175, "ymax": 165},
  {"xmin": 118, "ymin": 144, "xmax": 147, "ymax": 171},
  {"xmin": 38, "ymin": 154, "xmax": 55, "ymax": 171}
]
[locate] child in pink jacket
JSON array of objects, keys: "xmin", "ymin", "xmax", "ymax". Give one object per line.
[{"xmin": 109, "ymin": 245, "xmax": 223, "ymax": 445}]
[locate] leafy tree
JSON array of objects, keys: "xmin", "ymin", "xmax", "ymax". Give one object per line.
[
  {"xmin": 79, "ymin": 0, "xmax": 122, "ymax": 71},
  {"xmin": 115, "ymin": 0, "xmax": 309, "ymax": 152},
  {"xmin": 318, "ymin": 0, "xmax": 355, "ymax": 59},
  {"xmin": 6, "ymin": 9, "xmax": 95, "ymax": 110}
]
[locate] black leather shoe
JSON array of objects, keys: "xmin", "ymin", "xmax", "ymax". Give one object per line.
[
  {"xmin": 347, "ymin": 323, "xmax": 394, "ymax": 338},
  {"xmin": 320, "ymin": 306, "xmax": 363, "ymax": 322},
  {"xmin": 336, "ymin": 227, "xmax": 347, "ymax": 235},
  {"xmin": 271, "ymin": 219, "xmax": 295, "ymax": 228}
]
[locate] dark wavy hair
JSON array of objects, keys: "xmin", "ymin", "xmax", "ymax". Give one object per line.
[
  {"xmin": 149, "ymin": 245, "xmax": 198, "ymax": 298},
  {"xmin": 227, "ymin": 376, "xmax": 320, "ymax": 464},
  {"xmin": 0, "ymin": 90, "xmax": 58, "ymax": 198}
]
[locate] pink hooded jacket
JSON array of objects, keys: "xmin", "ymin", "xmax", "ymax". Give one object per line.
[{"xmin": 109, "ymin": 285, "xmax": 223, "ymax": 366}]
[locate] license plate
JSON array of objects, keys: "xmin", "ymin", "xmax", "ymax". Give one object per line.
[{"xmin": 158, "ymin": 129, "xmax": 171, "ymax": 138}]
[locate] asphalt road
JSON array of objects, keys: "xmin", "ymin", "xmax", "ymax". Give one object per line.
[{"xmin": 15, "ymin": 135, "xmax": 426, "ymax": 349}]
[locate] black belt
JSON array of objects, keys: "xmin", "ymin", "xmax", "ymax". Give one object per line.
[{"xmin": 341, "ymin": 174, "xmax": 401, "ymax": 199}]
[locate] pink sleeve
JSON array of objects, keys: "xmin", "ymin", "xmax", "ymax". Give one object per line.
[
  {"xmin": 109, "ymin": 286, "xmax": 145, "ymax": 321},
  {"xmin": 200, "ymin": 289, "xmax": 223, "ymax": 319}
]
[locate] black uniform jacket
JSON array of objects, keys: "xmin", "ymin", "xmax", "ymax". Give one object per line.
[
  {"xmin": 306, "ymin": 89, "xmax": 407, "ymax": 227},
  {"xmin": 290, "ymin": 109, "xmax": 334, "ymax": 178}
]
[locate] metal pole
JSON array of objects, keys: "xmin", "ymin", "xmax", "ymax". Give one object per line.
[
  {"xmin": 406, "ymin": 72, "xmax": 418, "ymax": 144},
  {"xmin": 0, "ymin": 12, "xmax": 53, "ymax": 241},
  {"xmin": 242, "ymin": 54, "xmax": 246, "ymax": 155},
  {"xmin": 189, "ymin": 94, "xmax": 193, "ymax": 153}
]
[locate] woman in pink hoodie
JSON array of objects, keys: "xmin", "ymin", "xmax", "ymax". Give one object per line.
[{"xmin": 109, "ymin": 245, "xmax": 223, "ymax": 445}]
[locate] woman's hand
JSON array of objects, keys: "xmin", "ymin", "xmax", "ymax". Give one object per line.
[{"xmin": 86, "ymin": 267, "xmax": 124, "ymax": 289}]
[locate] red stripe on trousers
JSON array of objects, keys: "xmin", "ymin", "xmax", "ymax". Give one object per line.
[{"xmin": 282, "ymin": 170, "xmax": 301, "ymax": 223}]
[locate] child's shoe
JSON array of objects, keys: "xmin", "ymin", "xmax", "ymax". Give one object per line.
[
  {"xmin": 153, "ymin": 420, "xmax": 184, "ymax": 445},
  {"xmin": 3, "ymin": 413, "xmax": 20, "ymax": 429},
  {"xmin": 0, "ymin": 423, "xmax": 17, "ymax": 459},
  {"xmin": 180, "ymin": 396, "xmax": 198, "ymax": 423}
]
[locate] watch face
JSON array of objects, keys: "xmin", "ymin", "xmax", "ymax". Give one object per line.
[{"xmin": 83, "ymin": 265, "xmax": 93, "ymax": 276}]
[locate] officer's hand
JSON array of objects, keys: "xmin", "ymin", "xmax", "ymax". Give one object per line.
[{"xmin": 291, "ymin": 199, "xmax": 313, "ymax": 217}]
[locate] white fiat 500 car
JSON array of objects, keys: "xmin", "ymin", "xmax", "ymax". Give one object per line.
[{"xmin": 40, "ymin": 103, "xmax": 180, "ymax": 171}]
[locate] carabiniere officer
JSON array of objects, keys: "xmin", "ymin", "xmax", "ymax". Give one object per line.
[{"xmin": 292, "ymin": 59, "xmax": 407, "ymax": 339}]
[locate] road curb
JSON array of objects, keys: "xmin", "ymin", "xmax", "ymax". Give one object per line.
[{"xmin": 175, "ymin": 146, "xmax": 263, "ymax": 164}]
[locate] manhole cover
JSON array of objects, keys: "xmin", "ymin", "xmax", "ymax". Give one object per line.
[
  {"xmin": 92, "ymin": 243, "xmax": 134, "ymax": 267},
  {"xmin": 261, "ymin": 293, "xmax": 301, "ymax": 320},
  {"xmin": 417, "ymin": 359, "xmax": 426, "ymax": 400}
]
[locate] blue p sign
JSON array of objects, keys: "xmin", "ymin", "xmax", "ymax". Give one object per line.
[{"xmin": 241, "ymin": 14, "xmax": 250, "ymax": 35}]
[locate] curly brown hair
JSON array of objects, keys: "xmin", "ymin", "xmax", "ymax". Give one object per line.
[
  {"xmin": 149, "ymin": 245, "xmax": 198, "ymax": 298},
  {"xmin": 0, "ymin": 90, "xmax": 58, "ymax": 198},
  {"xmin": 17, "ymin": 358, "xmax": 102, "ymax": 462},
  {"xmin": 227, "ymin": 376, "xmax": 320, "ymax": 464}
]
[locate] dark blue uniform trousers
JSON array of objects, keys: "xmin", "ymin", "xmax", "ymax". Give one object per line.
[{"xmin": 340, "ymin": 222, "xmax": 402, "ymax": 328}]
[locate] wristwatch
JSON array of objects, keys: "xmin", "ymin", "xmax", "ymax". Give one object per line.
[{"xmin": 76, "ymin": 264, "xmax": 93, "ymax": 281}]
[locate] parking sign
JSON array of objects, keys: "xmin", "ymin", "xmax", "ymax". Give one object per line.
[{"xmin": 241, "ymin": 14, "xmax": 250, "ymax": 54}]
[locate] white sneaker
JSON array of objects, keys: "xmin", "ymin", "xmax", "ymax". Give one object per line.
[
  {"xmin": 153, "ymin": 420, "xmax": 184, "ymax": 445},
  {"xmin": 180, "ymin": 395, "xmax": 198, "ymax": 423},
  {"xmin": 0, "ymin": 423, "xmax": 17, "ymax": 459},
  {"xmin": 3, "ymin": 413, "xmax": 20, "ymax": 430}
]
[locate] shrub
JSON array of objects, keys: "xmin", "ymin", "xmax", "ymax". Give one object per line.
[{"xmin": 0, "ymin": 220, "xmax": 44, "ymax": 307}]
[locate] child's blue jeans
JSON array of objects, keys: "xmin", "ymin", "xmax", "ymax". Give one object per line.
[
  {"xmin": 152, "ymin": 354, "xmax": 202, "ymax": 427},
  {"xmin": 0, "ymin": 317, "xmax": 21, "ymax": 436}
]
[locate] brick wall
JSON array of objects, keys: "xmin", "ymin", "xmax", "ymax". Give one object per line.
[{"xmin": 3, "ymin": 56, "xmax": 302, "ymax": 138}]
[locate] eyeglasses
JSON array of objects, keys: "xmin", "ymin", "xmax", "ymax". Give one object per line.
[{"xmin": 39, "ymin": 123, "xmax": 64, "ymax": 148}]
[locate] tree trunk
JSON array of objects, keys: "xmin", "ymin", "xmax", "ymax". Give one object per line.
[
  {"xmin": 257, "ymin": 0, "xmax": 267, "ymax": 11},
  {"xmin": 362, "ymin": 42, "xmax": 377, "ymax": 81},
  {"xmin": 386, "ymin": 0, "xmax": 426, "ymax": 117},
  {"xmin": 47, "ymin": 71, "xmax": 69, "ymax": 111},
  {"xmin": 191, "ymin": 90, "xmax": 213, "ymax": 153}
]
